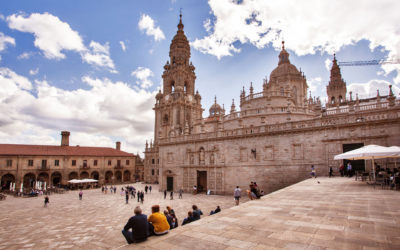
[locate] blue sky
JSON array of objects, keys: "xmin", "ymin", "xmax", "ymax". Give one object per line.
[{"xmin": 0, "ymin": 0, "xmax": 399, "ymax": 155}]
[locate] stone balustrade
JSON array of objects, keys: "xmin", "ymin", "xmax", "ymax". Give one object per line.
[{"xmin": 159, "ymin": 101, "xmax": 399, "ymax": 145}]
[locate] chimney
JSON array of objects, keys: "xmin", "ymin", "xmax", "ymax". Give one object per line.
[
  {"xmin": 116, "ymin": 141, "xmax": 121, "ymax": 151},
  {"xmin": 61, "ymin": 131, "xmax": 70, "ymax": 146}
]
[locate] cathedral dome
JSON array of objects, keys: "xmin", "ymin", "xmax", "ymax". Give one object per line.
[
  {"xmin": 269, "ymin": 41, "xmax": 301, "ymax": 79},
  {"xmin": 209, "ymin": 96, "xmax": 223, "ymax": 117}
]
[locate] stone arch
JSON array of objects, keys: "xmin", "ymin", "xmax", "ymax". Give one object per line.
[
  {"xmin": 37, "ymin": 172, "xmax": 49, "ymax": 183},
  {"xmin": 51, "ymin": 172, "xmax": 62, "ymax": 186},
  {"xmin": 1, "ymin": 173, "xmax": 15, "ymax": 189},
  {"xmin": 91, "ymin": 171, "xmax": 99, "ymax": 180},
  {"xmin": 331, "ymin": 96, "xmax": 335, "ymax": 104},
  {"xmin": 105, "ymin": 171, "xmax": 113, "ymax": 184},
  {"xmin": 115, "ymin": 171, "xmax": 122, "ymax": 183},
  {"xmin": 339, "ymin": 95, "xmax": 343, "ymax": 103},
  {"xmin": 171, "ymin": 81, "xmax": 175, "ymax": 93},
  {"xmin": 80, "ymin": 171, "xmax": 89, "ymax": 179},
  {"xmin": 123, "ymin": 170, "xmax": 131, "ymax": 182},
  {"xmin": 69, "ymin": 172, "xmax": 78, "ymax": 180},
  {"xmin": 23, "ymin": 173, "xmax": 36, "ymax": 189}
]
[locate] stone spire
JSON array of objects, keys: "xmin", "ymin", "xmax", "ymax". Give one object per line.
[
  {"xmin": 327, "ymin": 54, "xmax": 347, "ymax": 106},
  {"xmin": 230, "ymin": 99, "xmax": 236, "ymax": 113}
]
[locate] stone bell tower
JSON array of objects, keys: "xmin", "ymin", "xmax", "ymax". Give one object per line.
[
  {"xmin": 327, "ymin": 54, "xmax": 347, "ymax": 106},
  {"xmin": 153, "ymin": 14, "xmax": 203, "ymax": 142}
]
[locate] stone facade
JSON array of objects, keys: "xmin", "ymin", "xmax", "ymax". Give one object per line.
[
  {"xmin": 144, "ymin": 16, "xmax": 400, "ymax": 195},
  {"xmin": 0, "ymin": 131, "xmax": 137, "ymax": 190}
]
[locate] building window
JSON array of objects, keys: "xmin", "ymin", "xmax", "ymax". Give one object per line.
[
  {"xmin": 126, "ymin": 160, "xmax": 130, "ymax": 165},
  {"xmin": 42, "ymin": 160, "xmax": 47, "ymax": 168},
  {"xmin": 55, "ymin": 160, "xmax": 59, "ymax": 166},
  {"xmin": 157, "ymin": 169, "xmax": 159, "ymax": 175},
  {"xmin": 72, "ymin": 160, "xmax": 76, "ymax": 166},
  {"xmin": 28, "ymin": 160, "xmax": 33, "ymax": 166},
  {"xmin": 83, "ymin": 160, "xmax": 87, "ymax": 168},
  {"xmin": 6, "ymin": 160, "xmax": 12, "ymax": 167},
  {"xmin": 157, "ymin": 159, "xmax": 159, "ymax": 164},
  {"xmin": 152, "ymin": 159, "xmax": 155, "ymax": 164},
  {"xmin": 94, "ymin": 160, "xmax": 98, "ymax": 166},
  {"xmin": 108, "ymin": 160, "xmax": 111, "ymax": 166},
  {"xmin": 152, "ymin": 169, "xmax": 155, "ymax": 176},
  {"xmin": 117, "ymin": 160, "xmax": 121, "ymax": 167}
]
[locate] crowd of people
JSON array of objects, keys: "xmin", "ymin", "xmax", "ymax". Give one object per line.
[{"xmin": 122, "ymin": 203, "xmax": 215, "ymax": 244}]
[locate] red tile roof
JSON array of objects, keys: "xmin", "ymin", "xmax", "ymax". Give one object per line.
[{"xmin": 0, "ymin": 144, "xmax": 135, "ymax": 157}]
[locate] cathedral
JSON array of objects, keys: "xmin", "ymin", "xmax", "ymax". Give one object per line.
[{"xmin": 144, "ymin": 15, "xmax": 400, "ymax": 195}]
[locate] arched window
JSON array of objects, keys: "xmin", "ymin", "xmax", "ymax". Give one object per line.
[
  {"xmin": 339, "ymin": 95, "xmax": 343, "ymax": 103},
  {"xmin": 331, "ymin": 96, "xmax": 335, "ymax": 104}
]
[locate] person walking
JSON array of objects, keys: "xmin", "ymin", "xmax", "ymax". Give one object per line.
[
  {"xmin": 329, "ymin": 167, "xmax": 333, "ymax": 178},
  {"xmin": 44, "ymin": 195, "xmax": 49, "ymax": 207},
  {"xmin": 79, "ymin": 190, "xmax": 83, "ymax": 200},
  {"xmin": 170, "ymin": 191, "xmax": 173, "ymax": 200},
  {"xmin": 126, "ymin": 190, "xmax": 129, "ymax": 204},
  {"xmin": 178, "ymin": 188, "xmax": 183, "ymax": 199},
  {"xmin": 145, "ymin": 185, "xmax": 148, "ymax": 194},
  {"xmin": 347, "ymin": 162, "xmax": 353, "ymax": 177},
  {"xmin": 311, "ymin": 165, "xmax": 316, "ymax": 178},
  {"xmin": 149, "ymin": 186, "xmax": 152, "ymax": 193},
  {"xmin": 234, "ymin": 186, "xmax": 241, "ymax": 206},
  {"xmin": 137, "ymin": 190, "xmax": 140, "ymax": 202},
  {"xmin": 164, "ymin": 190, "xmax": 167, "ymax": 199},
  {"xmin": 140, "ymin": 191, "xmax": 144, "ymax": 204}
]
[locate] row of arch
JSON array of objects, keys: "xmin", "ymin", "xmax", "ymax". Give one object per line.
[{"xmin": 0, "ymin": 170, "xmax": 134, "ymax": 189}]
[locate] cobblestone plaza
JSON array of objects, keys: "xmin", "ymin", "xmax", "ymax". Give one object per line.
[
  {"xmin": 0, "ymin": 183, "xmax": 248, "ymax": 249},
  {"xmin": 1, "ymin": 178, "xmax": 400, "ymax": 249}
]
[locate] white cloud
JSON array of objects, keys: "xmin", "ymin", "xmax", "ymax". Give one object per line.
[
  {"xmin": 194, "ymin": 0, "xmax": 400, "ymax": 81},
  {"xmin": 29, "ymin": 68, "xmax": 39, "ymax": 75},
  {"xmin": 138, "ymin": 14, "xmax": 165, "ymax": 41},
  {"xmin": 7, "ymin": 13, "xmax": 117, "ymax": 73},
  {"xmin": 308, "ymin": 77, "xmax": 322, "ymax": 94},
  {"xmin": 0, "ymin": 67, "xmax": 32, "ymax": 91},
  {"xmin": 347, "ymin": 79, "xmax": 400, "ymax": 99},
  {"xmin": 131, "ymin": 67, "xmax": 154, "ymax": 89},
  {"xmin": 17, "ymin": 52, "xmax": 35, "ymax": 60},
  {"xmin": 7, "ymin": 12, "xmax": 85, "ymax": 59},
  {"xmin": 119, "ymin": 41, "xmax": 126, "ymax": 51},
  {"xmin": 0, "ymin": 32, "xmax": 15, "ymax": 52},
  {"xmin": 325, "ymin": 58, "xmax": 332, "ymax": 72},
  {"xmin": 81, "ymin": 41, "xmax": 117, "ymax": 73},
  {"xmin": 0, "ymin": 68, "xmax": 155, "ymax": 155}
]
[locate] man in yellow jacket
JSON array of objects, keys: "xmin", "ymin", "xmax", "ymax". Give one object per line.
[{"xmin": 148, "ymin": 205, "xmax": 170, "ymax": 235}]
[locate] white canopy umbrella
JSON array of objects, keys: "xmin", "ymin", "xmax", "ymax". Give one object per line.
[
  {"xmin": 334, "ymin": 144, "xmax": 400, "ymax": 181},
  {"xmin": 68, "ymin": 179, "xmax": 98, "ymax": 184}
]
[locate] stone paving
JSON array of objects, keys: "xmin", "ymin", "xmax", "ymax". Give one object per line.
[
  {"xmin": 1, "ymin": 178, "xmax": 400, "ymax": 249},
  {"xmin": 121, "ymin": 177, "xmax": 400, "ymax": 250},
  {"xmin": 0, "ymin": 183, "xmax": 249, "ymax": 249}
]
